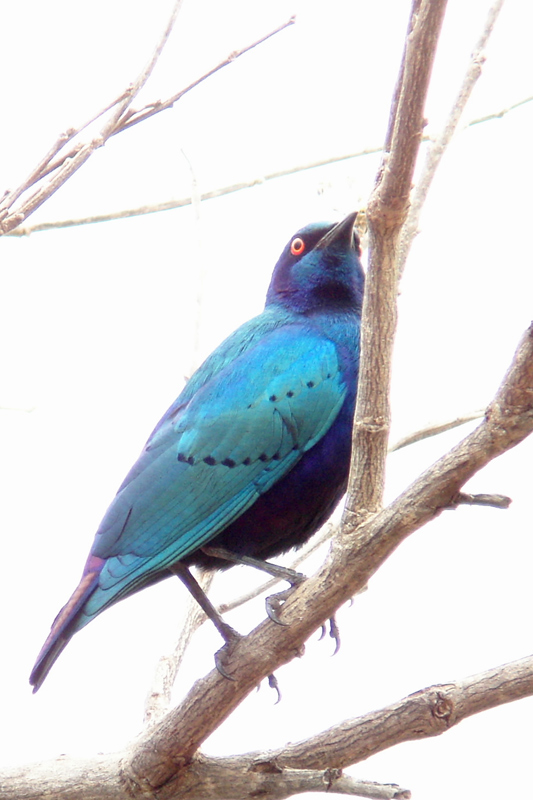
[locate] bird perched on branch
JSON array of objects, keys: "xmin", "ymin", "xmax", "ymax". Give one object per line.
[{"xmin": 30, "ymin": 211, "xmax": 364, "ymax": 692}]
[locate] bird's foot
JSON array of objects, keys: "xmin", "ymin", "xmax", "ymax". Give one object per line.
[
  {"xmin": 266, "ymin": 571, "xmax": 307, "ymax": 625},
  {"xmin": 214, "ymin": 622, "xmax": 243, "ymax": 680},
  {"xmin": 318, "ymin": 614, "xmax": 341, "ymax": 655},
  {"xmin": 215, "ymin": 624, "xmax": 281, "ymax": 700}
]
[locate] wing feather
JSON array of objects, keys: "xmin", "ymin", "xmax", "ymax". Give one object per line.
[{"xmin": 83, "ymin": 324, "xmax": 346, "ymax": 620}]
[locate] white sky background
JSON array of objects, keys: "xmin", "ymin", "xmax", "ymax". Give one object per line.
[{"xmin": 1, "ymin": 1, "xmax": 533, "ymax": 797}]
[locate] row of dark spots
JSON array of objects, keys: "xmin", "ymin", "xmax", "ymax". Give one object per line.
[
  {"xmin": 268, "ymin": 381, "xmax": 319, "ymax": 404},
  {"xmin": 269, "ymin": 389, "xmax": 297, "ymax": 402},
  {"xmin": 177, "ymin": 452, "xmax": 283, "ymax": 467},
  {"xmin": 175, "ymin": 376, "xmax": 330, "ymax": 467}
]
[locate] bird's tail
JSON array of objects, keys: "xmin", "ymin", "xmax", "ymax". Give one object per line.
[{"xmin": 29, "ymin": 560, "xmax": 102, "ymax": 692}]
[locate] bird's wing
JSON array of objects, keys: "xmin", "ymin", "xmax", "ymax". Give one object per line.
[{"xmin": 85, "ymin": 325, "xmax": 346, "ymax": 616}]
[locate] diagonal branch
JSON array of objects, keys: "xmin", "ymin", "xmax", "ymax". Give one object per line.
[
  {"xmin": 0, "ymin": 12, "xmax": 294, "ymax": 236},
  {"xmin": 112, "ymin": 17, "xmax": 296, "ymax": 136},
  {"xmin": 0, "ymin": 0, "xmax": 186, "ymax": 234},
  {"xmin": 253, "ymin": 653, "xmax": 533, "ymax": 771},
  {"xmin": 123, "ymin": 321, "xmax": 533, "ymax": 790}
]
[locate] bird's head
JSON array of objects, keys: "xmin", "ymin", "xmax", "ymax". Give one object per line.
[{"xmin": 266, "ymin": 211, "xmax": 364, "ymax": 315}]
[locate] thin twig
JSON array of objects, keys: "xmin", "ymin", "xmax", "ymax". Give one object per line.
[
  {"xmin": 0, "ymin": 0, "xmax": 186, "ymax": 234},
  {"xmin": 113, "ymin": 17, "xmax": 296, "ymax": 136},
  {"xmin": 0, "ymin": 13, "xmax": 294, "ymax": 236},
  {"xmin": 389, "ymin": 409, "xmax": 484, "ymax": 451},
  {"xmin": 7, "ymin": 89, "xmax": 532, "ymax": 237},
  {"xmin": 397, "ymin": 0, "xmax": 506, "ymax": 274},
  {"xmin": 6, "ymin": 149, "xmax": 375, "ymax": 236},
  {"xmin": 450, "ymin": 491, "xmax": 511, "ymax": 509},
  {"xmin": 466, "ymin": 93, "xmax": 533, "ymax": 126}
]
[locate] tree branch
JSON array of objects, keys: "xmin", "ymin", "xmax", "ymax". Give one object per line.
[
  {"xmin": 110, "ymin": 17, "xmax": 296, "ymax": 137},
  {"xmin": 2, "ymin": 2, "xmax": 530, "ymax": 798},
  {"xmin": 6, "ymin": 89, "xmax": 530, "ymax": 238},
  {"xmin": 0, "ymin": 0, "xmax": 186, "ymax": 234},
  {"xmin": 389, "ymin": 410, "xmax": 484, "ymax": 451},
  {"xmin": 5, "ymin": 648, "xmax": 533, "ymax": 797},
  {"xmin": 0, "ymin": 12, "xmax": 294, "ymax": 236},
  {"xmin": 258, "ymin": 654, "xmax": 533, "ymax": 770},
  {"xmin": 397, "ymin": 0, "xmax": 506, "ymax": 274},
  {"xmin": 0, "ymin": 753, "xmax": 411, "ymax": 800},
  {"xmin": 345, "ymin": 0, "xmax": 448, "ymax": 527},
  {"xmin": 121, "ymin": 320, "xmax": 533, "ymax": 791}
]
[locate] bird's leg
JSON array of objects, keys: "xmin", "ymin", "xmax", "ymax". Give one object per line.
[
  {"xmin": 169, "ymin": 562, "xmax": 241, "ymax": 679},
  {"xmin": 201, "ymin": 545, "xmax": 306, "ymax": 625},
  {"xmin": 201, "ymin": 545, "xmax": 306, "ymax": 584},
  {"xmin": 201, "ymin": 546, "xmax": 341, "ymax": 653}
]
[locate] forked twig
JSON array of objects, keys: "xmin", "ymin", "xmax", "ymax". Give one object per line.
[{"xmin": 0, "ymin": 12, "xmax": 295, "ymax": 236}]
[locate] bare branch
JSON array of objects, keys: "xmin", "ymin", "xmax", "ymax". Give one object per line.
[
  {"xmin": 467, "ymin": 92, "xmax": 533, "ymax": 126},
  {"xmin": 0, "ymin": 0, "xmax": 186, "ymax": 234},
  {"xmin": 6, "ymin": 87, "xmax": 531, "ymax": 237},
  {"xmin": 450, "ymin": 491, "xmax": 512, "ymax": 509},
  {"xmin": 0, "ymin": 12, "xmax": 294, "ymax": 236},
  {"xmin": 345, "ymin": 0, "xmax": 448, "ymax": 528},
  {"xmin": 398, "ymin": 0, "xmax": 505, "ymax": 273},
  {"xmin": 119, "ymin": 321, "xmax": 533, "ymax": 790},
  {"xmin": 5, "ymin": 650, "xmax": 533, "ymax": 797},
  {"xmin": 0, "ymin": 752, "xmax": 411, "ymax": 800},
  {"xmin": 261, "ymin": 654, "xmax": 533, "ymax": 770},
  {"xmin": 2, "ymin": 3, "xmax": 529, "ymax": 798},
  {"xmin": 113, "ymin": 17, "xmax": 296, "ymax": 136},
  {"xmin": 5, "ymin": 148, "xmax": 375, "ymax": 237},
  {"xmin": 389, "ymin": 409, "xmax": 484, "ymax": 451},
  {"xmin": 372, "ymin": 0, "xmax": 449, "ymax": 217}
]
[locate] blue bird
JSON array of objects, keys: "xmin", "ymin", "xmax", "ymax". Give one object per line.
[{"xmin": 30, "ymin": 211, "xmax": 364, "ymax": 691}]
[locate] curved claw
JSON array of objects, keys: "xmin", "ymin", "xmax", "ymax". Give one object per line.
[
  {"xmin": 329, "ymin": 615, "xmax": 341, "ymax": 655},
  {"xmin": 316, "ymin": 616, "xmax": 341, "ymax": 654},
  {"xmin": 214, "ymin": 647, "xmax": 237, "ymax": 680},
  {"xmin": 214, "ymin": 625, "xmax": 243, "ymax": 680},
  {"xmin": 265, "ymin": 586, "xmax": 294, "ymax": 626},
  {"xmin": 268, "ymin": 673, "xmax": 282, "ymax": 704}
]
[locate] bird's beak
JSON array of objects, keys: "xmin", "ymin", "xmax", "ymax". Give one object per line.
[{"xmin": 315, "ymin": 210, "xmax": 358, "ymax": 251}]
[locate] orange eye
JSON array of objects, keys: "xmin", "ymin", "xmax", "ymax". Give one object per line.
[{"xmin": 290, "ymin": 237, "xmax": 305, "ymax": 256}]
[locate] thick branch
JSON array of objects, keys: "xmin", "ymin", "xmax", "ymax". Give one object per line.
[
  {"xmin": 0, "ymin": 754, "xmax": 410, "ymax": 800},
  {"xmin": 260, "ymin": 654, "xmax": 533, "ymax": 770},
  {"xmin": 4, "ymin": 650, "xmax": 533, "ymax": 798},
  {"xmin": 346, "ymin": 0, "xmax": 448, "ymax": 526},
  {"xmin": 117, "ymin": 321, "xmax": 533, "ymax": 792}
]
